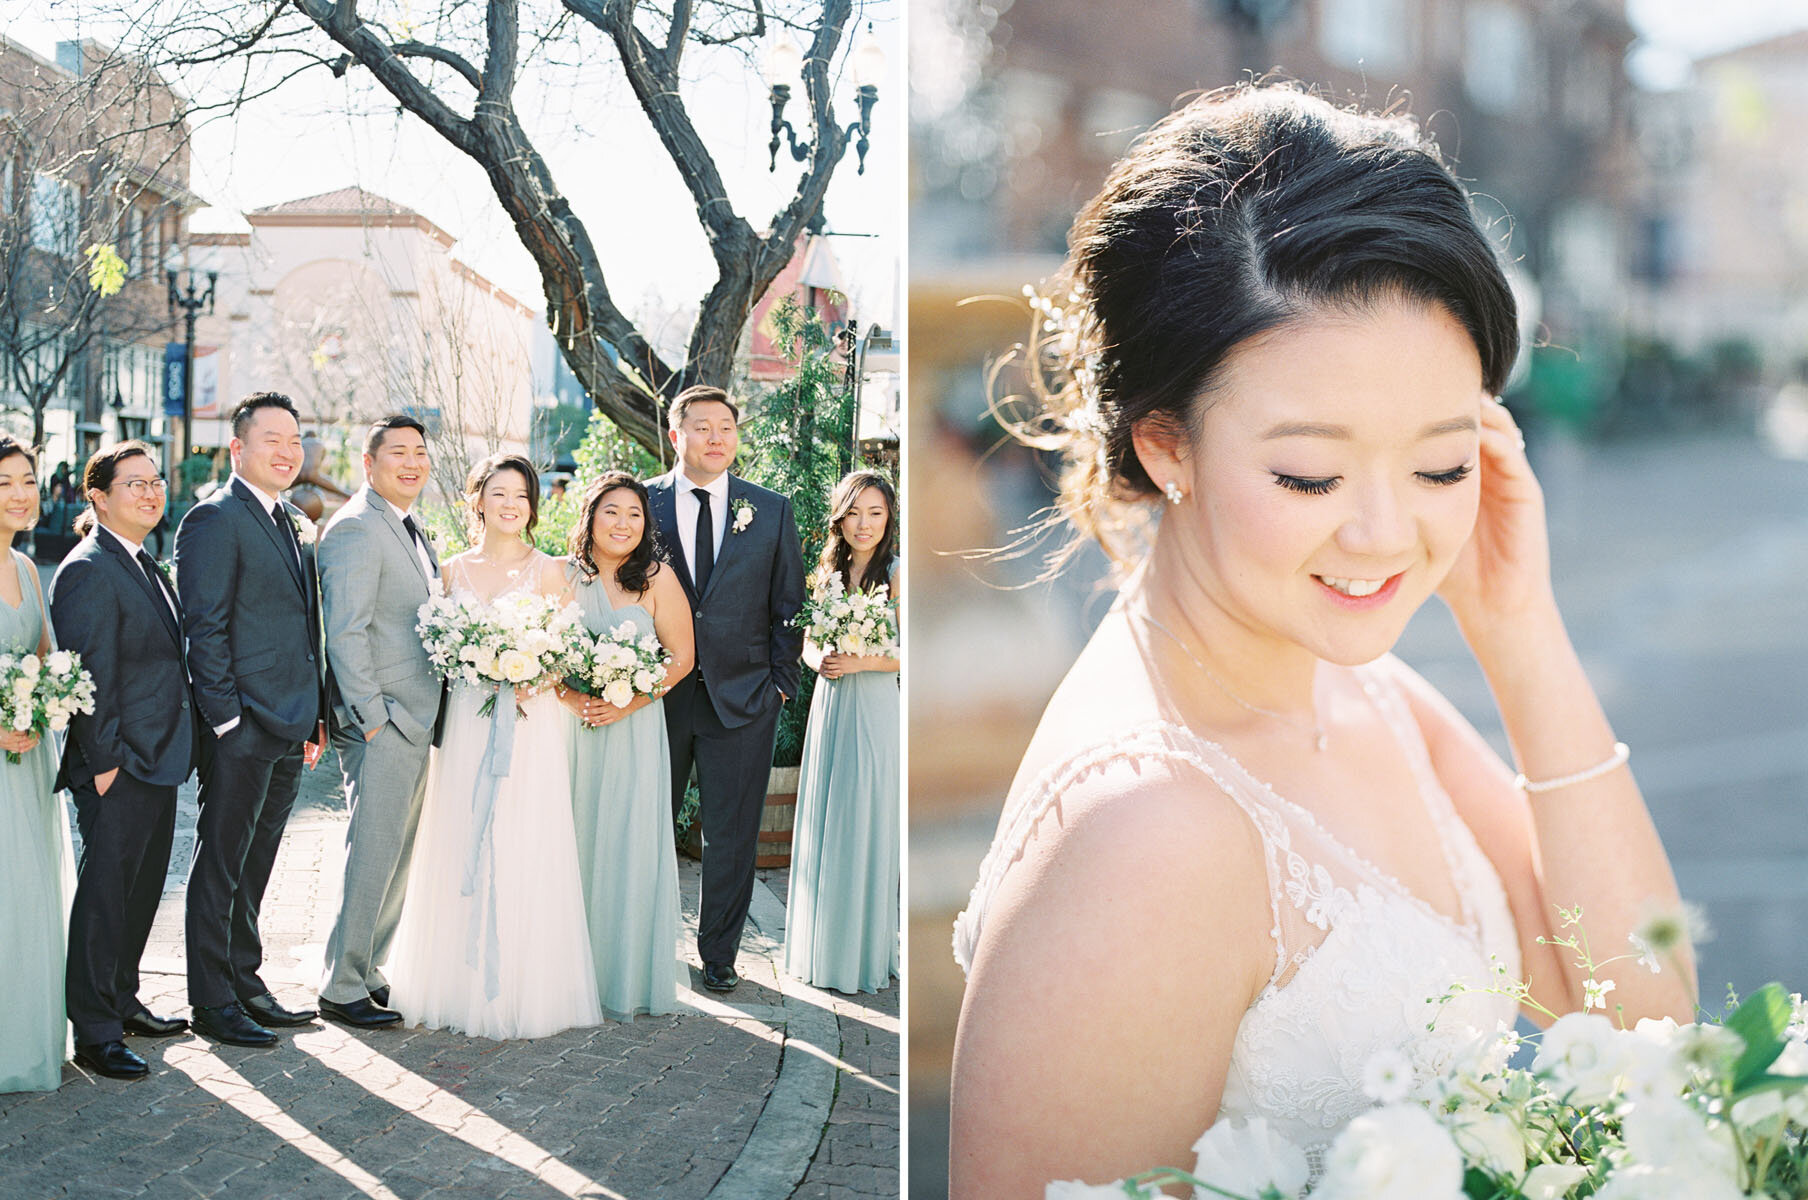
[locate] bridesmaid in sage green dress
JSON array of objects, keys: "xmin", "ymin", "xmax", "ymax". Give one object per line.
[
  {"xmin": 556, "ymin": 471, "xmax": 695, "ymax": 1017},
  {"xmin": 784, "ymin": 471, "xmax": 900, "ymax": 995},
  {"xmin": 0, "ymin": 436, "xmax": 75, "ymax": 1092}
]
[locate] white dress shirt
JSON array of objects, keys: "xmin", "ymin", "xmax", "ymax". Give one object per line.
[
  {"xmin": 672, "ymin": 470, "xmax": 730, "ymax": 581},
  {"xmin": 233, "ymin": 473, "xmax": 301, "ymax": 574},
  {"xmin": 389, "ymin": 497, "xmax": 437, "ymax": 581}
]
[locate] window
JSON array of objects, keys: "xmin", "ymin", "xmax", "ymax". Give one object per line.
[
  {"xmin": 28, "ymin": 173, "xmax": 78, "ymax": 256},
  {"xmin": 1465, "ymin": 2, "xmax": 1534, "ymax": 115},
  {"xmin": 1319, "ymin": 0, "xmax": 1410, "ymax": 72}
]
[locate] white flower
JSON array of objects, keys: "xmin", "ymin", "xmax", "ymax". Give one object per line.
[
  {"xmin": 1315, "ymin": 1105, "xmax": 1464, "ymax": 1200},
  {"xmin": 1621, "ymin": 1095, "xmax": 1739, "ymax": 1179},
  {"xmin": 632, "ymin": 668, "xmax": 657, "ymax": 695},
  {"xmin": 1189, "ymin": 1116, "xmax": 1308, "ymax": 1200},
  {"xmin": 1582, "ymin": 977, "xmax": 1616, "ymax": 1010},
  {"xmin": 1593, "ymin": 1163, "xmax": 1743, "ymax": 1200},
  {"xmin": 11, "ymin": 711, "xmax": 30, "ymax": 731},
  {"xmin": 1442, "ymin": 1108, "xmax": 1524, "ymax": 1178},
  {"xmin": 288, "ymin": 510, "xmax": 318, "ymax": 545},
  {"xmin": 1520, "ymin": 1163, "xmax": 1588, "ymax": 1200},
  {"xmin": 603, "ymin": 679, "xmax": 634, "ymax": 708},
  {"xmin": 49, "ymin": 713, "xmax": 68, "ymax": 731},
  {"xmin": 1731, "ymin": 1038, "xmax": 1808, "ymax": 1128},
  {"xmin": 497, "ymin": 649, "xmax": 536, "ymax": 683},
  {"xmin": 1044, "ymin": 1181, "xmax": 1151, "ymax": 1200},
  {"xmin": 46, "ymin": 650, "xmax": 72, "ymax": 675},
  {"xmin": 19, "ymin": 653, "xmax": 39, "ymax": 677},
  {"xmin": 1362, "ymin": 1048, "xmax": 1414, "ymax": 1104},
  {"xmin": 1533, "ymin": 1012, "xmax": 1639, "ymax": 1107},
  {"xmin": 732, "ymin": 501, "xmax": 754, "ymax": 533}
]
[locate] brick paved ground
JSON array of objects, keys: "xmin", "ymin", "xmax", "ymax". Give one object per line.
[{"xmin": 0, "ymin": 740, "xmax": 899, "ymax": 1200}]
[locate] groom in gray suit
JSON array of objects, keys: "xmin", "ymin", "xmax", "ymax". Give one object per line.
[
  {"xmin": 648, "ymin": 385, "xmax": 805, "ymax": 993},
  {"xmin": 316, "ymin": 415, "xmax": 442, "ymax": 1027}
]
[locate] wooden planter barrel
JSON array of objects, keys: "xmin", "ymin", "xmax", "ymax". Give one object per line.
[{"xmin": 757, "ymin": 766, "xmax": 800, "ymax": 869}]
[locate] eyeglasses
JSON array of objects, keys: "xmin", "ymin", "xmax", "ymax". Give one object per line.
[{"xmin": 114, "ymin": 477, "xmax": 168, "ymax": 497}]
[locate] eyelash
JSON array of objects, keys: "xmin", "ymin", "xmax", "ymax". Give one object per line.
[{"xmin": 1271, "ymin": 463, "xmax": 1474, "ymax": 495}]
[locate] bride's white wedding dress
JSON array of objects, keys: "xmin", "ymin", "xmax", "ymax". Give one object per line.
[
  {"xmin": 390, "ymin": 564, "xmax": 602, "ymax": 1040},
  {"xmin": 954, "ymin": 659, "xmax": 1520, "ymax": 1166}
]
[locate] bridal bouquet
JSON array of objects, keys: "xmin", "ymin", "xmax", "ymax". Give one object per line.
[
  {"xmin": 0, "ymin": 648, "xmax": 96, "ymax": 762},
  {"xmin": 1059, "ymin": 910, "xmax": 1808, "ymax": 1200},
  {"xmin": 566, "ymin": 624, "xmax": 672, "ymax": 711},
  {"xmin": 415, "ymin": 583, "xmax": 584, "ymax": 715},
  {"xmin": 798, "ymin": 572, "xmax": 897, "ymax": 658}
]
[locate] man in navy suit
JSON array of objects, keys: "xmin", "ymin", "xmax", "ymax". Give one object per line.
[
  {"xmin": 646, "ymin": 385, "xmax": 805, "ymax": 993},
  {"xmin": 51, "ymin": 442, "xmax": 197, "ymax": 1079},
  {"xmin": 174, "ymin": 392, "xmax": 327, "ymax": 1046}
]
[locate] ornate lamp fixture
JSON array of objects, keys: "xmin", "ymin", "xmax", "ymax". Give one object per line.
[{"xmin": 765, "ymin": 23, "xmax": 886, "ymax": 175}]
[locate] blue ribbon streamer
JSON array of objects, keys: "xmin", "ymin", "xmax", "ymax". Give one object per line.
[{"xmin": 463, "ymin": 683, "xmax": 516, "ymax": 1001}]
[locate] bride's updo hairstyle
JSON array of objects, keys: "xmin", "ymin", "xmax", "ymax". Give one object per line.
[
  {"xmin": 464, "ymin": 452, "xmax": 541, "ymax": 539},
  {"xmin": 1021, "ymin": 82, "xmax": 1520, "ymax": 566}
]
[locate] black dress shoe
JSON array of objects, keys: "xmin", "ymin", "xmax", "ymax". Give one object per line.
[
  {"xmin": 240, "ymin": 993, "xmax": 318, "ymax": 1028},
  {"xmin": 122, "ymin": 1009, "xmax": 189, "ymax": 1038},
  {"xmin": 318, "ymin": 996, "xmax": 403, "ymax": 1028},
  {"xmin": 701, "ymin": 962, "xmax": 739, "ymax": 993},
  {"xmin": 75, "ymin": 1041, "xmax": 149, "ymax": 1080},
  {"xmin": 191, "ymin": 1002, "xmax": 277, "ymax": 1047},
  {"xmin": 368, "ymin": 985, "xmax": 390, "ymax": 1009}
]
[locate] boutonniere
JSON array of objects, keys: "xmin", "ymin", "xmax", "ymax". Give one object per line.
[
  {"xmin": 288, "ymin": 509, "xmax": 318, "ymax": 545},
  {"xmin": 732, "ymin": 500, "xmax": 755, "ymax": 534}
]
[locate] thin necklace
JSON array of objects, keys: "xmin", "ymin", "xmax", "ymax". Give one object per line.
[{"xmin": 1141, "ymin": 611, "xmax": 1328, "ymax": 752}]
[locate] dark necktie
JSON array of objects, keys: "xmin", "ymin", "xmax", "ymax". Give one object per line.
[
  {"xmin": 271, "ymin": 503, "xmax": 300, "ymax": 571},
  {"xmin": 692, "ymin": 488, "xmax": 714, "ymax": 596},
  {"xmin": 402, "ymin": 514, "xmax": 433, "ymax": 575},
  {"xmin": 137, "ymin": 550, "xmax": 177, "ymax": 621}
]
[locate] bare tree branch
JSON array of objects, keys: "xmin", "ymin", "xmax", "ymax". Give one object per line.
[{"xmin": 392, "ymin": 40, "xmax": 483, "ymax": 90}]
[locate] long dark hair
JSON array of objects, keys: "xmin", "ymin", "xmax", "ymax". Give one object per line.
[
  {"xmin": 463, "ymin": 452, "xmax": 539, "ymax": 540},
  {"xmin": 1014, "ymin": 82, "xmax": 1519, "ymax": 567},
  {"xmin": 73, "ymin": 440, "xmax": 153, "ymax": 537},
  {"xmin": 818, "ymin": 470, "xmax": 897, "ymax": 593},
  {"xmin": 569, "ymin": 471, "xmax": 661, "ymax": 595}
]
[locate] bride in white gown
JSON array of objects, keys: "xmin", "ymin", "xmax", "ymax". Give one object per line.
[
  {"xmin": 390, "ymin": 453, "xmax": 601, "ymax": 1040},
  {"xmin": 949, "ymin": 84, "xmax": 1698, "ymax": 1195}
]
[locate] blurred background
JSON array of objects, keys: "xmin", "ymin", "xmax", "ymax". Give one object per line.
[{"xmin": 906, "ymin": 0, "xmax": 1808, "ymax": 1194}]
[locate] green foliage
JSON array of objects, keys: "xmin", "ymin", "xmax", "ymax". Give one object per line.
[
  {"xmin": 1728, "ymin": 983, "xmax": 1793, "ymax": 1089},
  {"xmin": 740, "ymin": 298, "xmax": 859, "ymax": 768},
  {"xmin": 573, "ymin": 406, "xmax": 666, "ymax": 483},
  {"xmin": 533, "ymin": 491, "xmax": 579, "ymax": 557}
]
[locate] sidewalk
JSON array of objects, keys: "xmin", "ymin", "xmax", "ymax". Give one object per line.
[{"xmin": 0, "ymin": 746, "xmax": 899, "ymax": 1199}]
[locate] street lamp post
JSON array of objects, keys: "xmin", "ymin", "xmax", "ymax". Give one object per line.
[
  {"xmin": 765, "ymin": 23, "xmax": 886, "ymax": 174},
  {"xmin": 166, "ymin": 252, "xmax": 216, "ymax": 497}
]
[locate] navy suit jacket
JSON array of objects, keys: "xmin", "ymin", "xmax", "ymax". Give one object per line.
[
  {"xmin": 647, "ymin": 471, "xmax": 805, "ymax": 729},
  {"xmin": 48, "ymin": 530, "xmax": 197, "ymax": 790},
  {"xmin": 173, "ymin": 478, "xmax": 325, "ymax": 744}
]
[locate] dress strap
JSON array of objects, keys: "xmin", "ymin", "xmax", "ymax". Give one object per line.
[{"xmin": 952, "ymin": 722, "xmax": 1293, "ymax": 991}]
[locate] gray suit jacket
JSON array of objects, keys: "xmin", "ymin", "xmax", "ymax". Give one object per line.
[{"xmin": 319, "ymin": 485, "xmax": 443, "ymax": 746}]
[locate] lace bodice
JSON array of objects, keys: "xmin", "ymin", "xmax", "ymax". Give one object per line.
[{"xmin": 953, "ymin": 662, "xmax": 1520, "ymax": 1156}]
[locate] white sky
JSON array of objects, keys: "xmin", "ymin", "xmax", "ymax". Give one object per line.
[{"xmin": 0, "ymin": 2, "xmax": 902, "ymax": 344}]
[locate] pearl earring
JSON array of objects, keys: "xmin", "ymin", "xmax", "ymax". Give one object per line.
[{"xmin": 1163, "ymin": 481, "xmax": 1185, "ymax": 505}]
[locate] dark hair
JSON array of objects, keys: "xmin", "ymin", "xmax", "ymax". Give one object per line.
[
  {"xmin": 0, "ymin": 436, "xmax": 39, "ymax": 530},
  {"xmin": 463, "ymin": 453, "xmax": 539, "ymax": 538},
  {"xmin": 74, "ymin": 440, "xmax": 154, "ymax": 536},
  {"xmin": 229, "ymin": 391, "xmax": 299, "ymax": 439},
  {"xmin": 569, "ymin": 470, "xmax": 662, "ymax": 595},
  {"xmin": 365, "ymin": 413, "xmax": 428, "ymax": 456},
  {"xmin": 818, "ymin": 470, "xmax": 897, "ymax": 594},
  {"xmin": 666, "ymin": 385, "xmax": 739, "ymax": 431},
  {"xmin": 1020, "ymin": 82, "xmax": 1518, "ymax": 565}
]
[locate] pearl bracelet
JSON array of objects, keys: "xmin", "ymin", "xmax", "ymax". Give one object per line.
[{"xmin": 1514, "ymin": 742, "xmax": 1630, "ymax": 795}]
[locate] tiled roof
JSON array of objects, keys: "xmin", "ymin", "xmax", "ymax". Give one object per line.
[{"xmin": 250, "ymin": 187, "xmax": 418, "ymax": 217}]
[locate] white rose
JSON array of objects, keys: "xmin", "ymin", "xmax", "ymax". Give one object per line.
[
  {"xmin": 839, "ymin": 634, "xmax": 866, "ymax": 656},
  {"xmin": 473, "ymin": 648, "xmax": 498, "ymax": 677},
  {"xmin": 603, "ymin": 679, "xmax": 634, "ymax": 708},
  {"xmin": 1593, "ymin": 1164, "xmax": 1743, "ymax": 1200},
  {"xmin": 1190, "ymin": 1116, "xmax": 1308, "ymax": 1200},
  {"xmin": 1521, "ymin": 1163, "xmax": 1589, "ymax": 1200},
  {"xmin": 608, "ymin": 645, "xmax": 636, "ymax": 670},
  {"xmin": 47, "ymin": 650, "xmax": 72, "ymax": 675},
  {"xmin": 498, "ymin": 649, "xmax": 537, "ymax": 684},
  {"xmin": 459, "ymin": 644, "xmax": 482, "ymax": 663},
  {"xmin": 632, "ymin": 669, "xmax": 657, "ymax": 695},
  {"xmin": 12, "ymin": 711, "xmax": 30, "ymax": 731},
  {"xmin": 19, "ymin": 653, "xmax": 39, "ymax": 677},
  {"xmin": 1315, "ymin": 1105, "xmax": 1464, "ymax": 1200},
  {"xmin": 1533, "ymin": 1012, "xmax": 1639, "ymax": 1107},
  {"xmin": 1621, "ymin": 1095, "xmax": 1740, "ymax": 1179},
  {"xmin": 49, "ymin": 713, "xmax": 68, "ymax": 731},
  {"xmin": 1443, "ymin": 1108, "xmax": 1525, "ymax": 1178}
]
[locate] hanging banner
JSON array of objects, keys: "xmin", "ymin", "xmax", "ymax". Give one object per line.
[
  {"xmin": 162, "ymin": 342, "xmax": 186, "ymax": 416},
  {"xmin": 192, "ymin": 345, "xmax": 220, "ymax": 419}
]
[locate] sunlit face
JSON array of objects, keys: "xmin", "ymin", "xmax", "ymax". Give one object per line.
[
  {"xmin": 669, "ymin": 399, "xmax": 739, "ymax": 484},
  {"xmin": 1151, "ymin": 299, "xmax": 1484, "ymax": 666},
  {"xmin": 838, "ymin": 486, "xmax": 891, "ymax": 558},
  {"xmin": 0, "ymin": 452, "xmax": 38, "ymax": 536},
  {"xmin": 364, "ymin": 426, "xmax": 429, "ymax": 508},
  {"xmin": 231, "ymin": 404, "xmax": 302, "ymax": 495},
  {"xmin": 474, "ymin": 467, "xmax": 533, "ymax": 536},
  {"xmin": 92, "ymin": 452, "xmax": 165, "ymax": 543},
  {"xmin": 589, "ymin": 487, "xmax": 647, "ymax": 562}
]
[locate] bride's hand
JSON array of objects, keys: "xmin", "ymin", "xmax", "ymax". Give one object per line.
[{"xmin": 1437, "ymin": 395, "xmax": 1556, "ymax": 643}]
